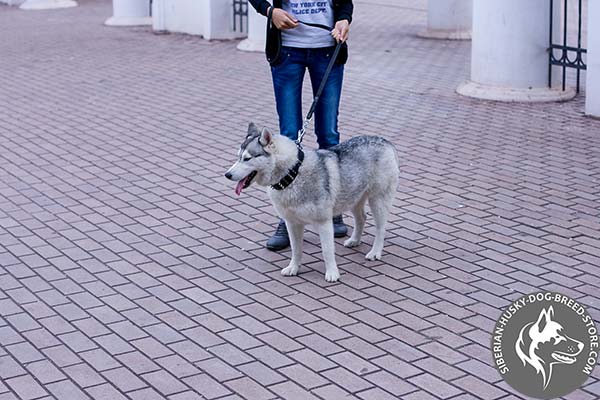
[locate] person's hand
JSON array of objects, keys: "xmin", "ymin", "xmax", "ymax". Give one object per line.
[
  {"xmin": 332, "ymin": 19, "xmax": 350, "ymax": 42},
  {"xmin": 271, "ymin": 8, "xmax": 299, "ymax": 30}
]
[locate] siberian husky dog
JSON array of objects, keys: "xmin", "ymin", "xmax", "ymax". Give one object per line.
[{"xmin": 225, "ymin": 123, "xmax": 399, "ymax": 282}]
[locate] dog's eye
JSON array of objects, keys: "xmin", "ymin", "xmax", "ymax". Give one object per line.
[{"xmin": 243, "ymin": 156, "xmax": 252, "ymax": 162}]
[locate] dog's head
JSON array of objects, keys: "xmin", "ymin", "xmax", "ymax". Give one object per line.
[
  {"xmin": 224, "ymin": 122, "xmax": 278, "ymax": 195},
  {"xmin": 515, "ymin": 306, "xmax": 583, "ymax": 389}
]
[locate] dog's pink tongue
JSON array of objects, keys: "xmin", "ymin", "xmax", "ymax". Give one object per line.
[{"xmin": 235, "ymin": 177, "xmax": 247, "ymax": 196}]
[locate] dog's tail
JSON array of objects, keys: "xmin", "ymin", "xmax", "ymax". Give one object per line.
[
  {"xmin": 379, "ymin": 139, "xmax": 400, "ymax": 182},
  {"xmin": 384, "ymin": 139, "xmax": 401, "ymax": 173}
]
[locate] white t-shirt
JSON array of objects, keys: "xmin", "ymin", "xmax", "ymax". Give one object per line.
[{"xmin": 281, "ymin": 0, "xmax": 335, "ymax": 48}]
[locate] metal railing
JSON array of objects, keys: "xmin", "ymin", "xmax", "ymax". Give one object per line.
[
  {"xmin": 549, "ymin": 0, "xmax": 587, "ymax": 93},
  {"xmin": 233, "ymin": 0, "xmax": 249, "ymax": 33}
]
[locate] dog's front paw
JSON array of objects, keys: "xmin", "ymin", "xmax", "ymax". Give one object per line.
[
  {"xmin": 281, "ymin": 264, "xmax": 299, "ymax": 277},
  {"xmin": 325, "ymin": 269, "xmax": 340, "ymax": 283},
  {"xmin": 344, "ymin": 238, "xmax": 360, "ymax": 248},
  {"xmin": 365, "ymin": 250, "xmax": 382, "ymax": 261}
]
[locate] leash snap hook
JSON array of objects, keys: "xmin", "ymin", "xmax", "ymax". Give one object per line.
[{"xmin": 295, "ymin": 118, "xmax": 311, "ymax": 145}]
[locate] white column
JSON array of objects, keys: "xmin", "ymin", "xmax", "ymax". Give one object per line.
[
  {"xmin": 238, "ymin": 5, "xmax": 266, "ymax": 52},
  {"xmin": 586, "ymin": 0, "xmax": 600, "ymax": 117},
  {"xmin": 458, "ymin": 0, "xmax": 575, "ymax": 102},
  {"xmin": 418, "ymin": 0, "xmax": 472, "ymax": 40},
  {"xmin": 151, "ymin": 0, "xmax": 167, "ymax": 32},
  {"xmin": 105, "ymin": 0, "xmax": 151, "ymax": 26},
  {"xmin": 20, "ymin": 0, "xmax": 76, "ymax": 10}
]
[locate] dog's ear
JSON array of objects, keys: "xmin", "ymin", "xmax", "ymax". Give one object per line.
[
  {"xmin": 259, "ymin": 127, "xmax": 273, "ymax": 147},
  {"xmin": 247, "ymin": 122, "xmax": 260, "ymax": 137}
]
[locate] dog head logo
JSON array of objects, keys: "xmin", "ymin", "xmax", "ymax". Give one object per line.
[
  {"xmin": 493, "ymin": 293, "xmax": 597, "ymax": 398},
  {"xmin": 515, "ymin": 306, "xmax": 584, "ymax": 390}
]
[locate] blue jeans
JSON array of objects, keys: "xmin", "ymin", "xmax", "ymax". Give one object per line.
[{"xmin": 271, "ymin": 46, "xmax": 344, "ymax": 150}]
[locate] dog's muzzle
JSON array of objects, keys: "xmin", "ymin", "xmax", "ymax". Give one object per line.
[{"xmin": 226, "ymin": 170, "xmax": 257, "ymax": 196}]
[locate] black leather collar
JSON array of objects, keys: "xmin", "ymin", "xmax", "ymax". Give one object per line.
[{"xmin": 271, "ymin": 146, "xmax": 304, "ymax": 191}]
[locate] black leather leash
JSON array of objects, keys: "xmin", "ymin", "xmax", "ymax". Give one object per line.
[{"xmin": 294, "ymin": 20, "xmax": 344, "ymax": 146}]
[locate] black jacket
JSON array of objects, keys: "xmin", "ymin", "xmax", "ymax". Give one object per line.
[{"xmin": 248, "ymin": 0, "xmax": 354, "ymax": 65}]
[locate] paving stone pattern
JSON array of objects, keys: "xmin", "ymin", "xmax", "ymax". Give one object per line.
[{"xmin": 1, "ymin": 0, "xmax": 600, "ymax": 399}]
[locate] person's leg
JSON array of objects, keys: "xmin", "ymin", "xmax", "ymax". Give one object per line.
[
  {"xmin": 271, "ymin": 47, "xmax": 306, "ymax": 141},
  {"xmin": 307, "ymin": 47, "xmax": 344, "ymax": 150},
  {"xmin": 267, "ymin": 48, "xmax": 307, "ymax": 250},
  {"xmin": 308, "ymin": 47, "xmax": 347, "ymax": 237}
]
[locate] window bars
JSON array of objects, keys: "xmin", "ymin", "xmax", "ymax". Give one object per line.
[{"xmin": 549, "ymin": 0, "xmax": 587, "ymax": 93}]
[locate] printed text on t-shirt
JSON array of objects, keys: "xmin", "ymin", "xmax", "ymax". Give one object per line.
[{"xmin": 290, "ymin": 2, "xmax": 329, "ymax": 15}]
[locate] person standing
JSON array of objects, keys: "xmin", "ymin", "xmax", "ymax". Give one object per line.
[{"xmin": 248, "ymin": 0, "xmax": 354, "ymax": 251}]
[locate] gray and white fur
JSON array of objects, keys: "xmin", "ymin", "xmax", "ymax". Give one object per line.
[{"xmin": 225, "ymin": 123, "xmax": 399, "ymax": 282}]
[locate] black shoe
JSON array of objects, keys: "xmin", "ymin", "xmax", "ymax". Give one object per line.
[
  {"xmin": 266, "ymin": 220, "xmax": 290, "ymax": 251},
  {"xmin": 333, "ymin": 215, "xmax": 347, "ymax": 238}
]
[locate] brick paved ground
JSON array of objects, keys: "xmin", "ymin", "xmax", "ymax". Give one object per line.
[{"xmin": 1, "ymin": 0, "xmax": 600, "ymax": 399}]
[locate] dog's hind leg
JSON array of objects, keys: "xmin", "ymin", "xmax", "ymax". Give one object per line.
[
  {"xmin": 316, "ymin": 222, "xmax": 340, "ymax": 282},
  {"xmin": 344, "ymin": 193, "xmax": 368, "ymax": 248},
  {"xmin": 281, "ymin": 221, "xmax": 304, "ymax": 277},
  {"xmin": 365, "ymin": 192, "xmax": 394, "ymax": 261}
]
